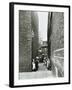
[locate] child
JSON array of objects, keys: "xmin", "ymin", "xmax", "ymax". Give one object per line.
[{"xmin": 32, "ymin": 59, "xmax": 36, "ymax": 71}]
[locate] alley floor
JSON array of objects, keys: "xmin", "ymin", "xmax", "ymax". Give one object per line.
[{"xmin": 19, "ymin": 63, "xmax": 55, "ymax": 80}]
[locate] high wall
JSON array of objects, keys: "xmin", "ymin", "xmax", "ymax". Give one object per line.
[
  {"xmin": 19, "ymin": 11, "xmax": 39, "ymax": 72},
  {"xmin": 19, "ymin": 10, "xmax": 32, "ymax": 72},
  {"xmin": 50, "ymin": 12, "xmax": 64, "ymax": 53},
  {"xmin": 31, "ymin": 12, "xmax": 39, "ymax": 59},
  {"xmin": 47, "ymin": 12, "xmax": 64, "ymax": 77}
]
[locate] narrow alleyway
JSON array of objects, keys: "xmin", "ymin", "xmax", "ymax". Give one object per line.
[{"xmin": 19, "ymin": 11, "xmax": 64, "ymax": 80}]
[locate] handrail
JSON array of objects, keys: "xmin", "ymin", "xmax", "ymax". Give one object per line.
[
  {"xmin": 54, "ymin": 48, "xmax": 64, "ymax": 52},
  {"xmin": 54, "ymin": 56, "xmax": 64, "ymax": 59}
]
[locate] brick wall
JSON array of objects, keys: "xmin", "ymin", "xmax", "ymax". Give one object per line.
[
  {"xmin": 19, "ymin": 10, "xmax": 32, "ymax": 72},
  {"xmin": 31, "ymin": 12, "xmax": 39, "ymax": 59},
  {"xmin": 50, "ymin": 12, "xmax": 64, "ymax": 53},
  {"xmin": 47, "ymin": 12, "xmax": 64, "ymax": 77},
  {"xmin": 19, "ymin": 11, "xmax": 39, "ymax": 72}
]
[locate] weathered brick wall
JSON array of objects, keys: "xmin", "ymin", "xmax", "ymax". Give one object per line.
[
  {"xmin": 47, "ymin": 12, "xmax": 64, "ymax": 77},
  {"xmin": 31, "ymin": 12, "xmax": 39, "ymax": 59},
  {"xmin": 19, "ymin": 10, "xmax": 32, "ymax": 72},
  {"xmin": 50, "ymin": 12, "xmax": 64, "ymax": 53},
  {"xmin": 19, "ymin": 11, "xmax": 39, "ymax": 72}
]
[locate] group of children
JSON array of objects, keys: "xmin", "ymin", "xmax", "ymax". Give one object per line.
[{"xmin": 32, "ymin": 55, "xmax": 51, "ymax": 71}]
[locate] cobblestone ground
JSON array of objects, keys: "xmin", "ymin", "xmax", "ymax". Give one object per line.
[{"xmin": 19, "ymin": 63, "xmax": 55, "ymax": 80}]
